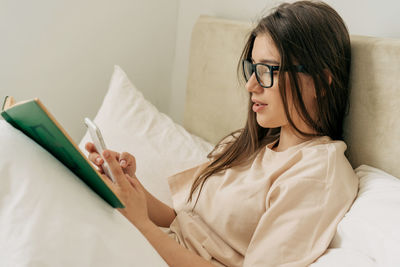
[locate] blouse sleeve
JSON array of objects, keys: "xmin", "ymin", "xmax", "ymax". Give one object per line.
[
  {"xmin": 243, "ymin": 144, "xmax": 358, "ymax": 267},
  {"xmin": 167, "ymin": 162, "xmax": 209, "ymax": 212}
]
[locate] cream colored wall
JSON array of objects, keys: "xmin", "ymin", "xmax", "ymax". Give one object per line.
[
  {"xmin": 2, "ymin": 0, "xmax": 400, "ymax": 142},
  {"xmin": 169, "ymin": 0, "xmax": 277, "ymax": 124},
  {"xmin": 169, "ymin": 0, "xmax": 400, "ymax": 124},
  {"xmin": 0, "ymin": 0, "xmax": 179, "ymax": 142}
]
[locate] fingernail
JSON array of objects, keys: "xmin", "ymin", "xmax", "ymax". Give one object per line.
[
  {"xmin": 96, "ymin": 157, "xmax": 102, "ymax": 164},
  {"xmin": 103, "ymin": 151, "xmax": 109, "ymax": 158},
  {"xmin": 120, "ymin": 160, "xmax": 127, "ymax": 167}
]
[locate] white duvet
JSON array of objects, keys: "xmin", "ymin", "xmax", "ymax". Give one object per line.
[{"xmin": 0, "ymin": 121, "xmax": 167, "ymax": 266}]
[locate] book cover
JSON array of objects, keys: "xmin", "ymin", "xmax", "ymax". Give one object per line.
[{"xmin": 1, "ymin": 96, "xmax": 124, "ymax": 208}]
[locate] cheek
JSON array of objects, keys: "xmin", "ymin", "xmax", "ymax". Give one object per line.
[
  {"xmin": 270, "ymin": 78, "xmax": 289, "ymax": 119},
  {"xmin": 286, "ymin": 75, "xmax": 317, "ymax": 123},
  {"xmin": 257, "ymin": 89, "xmax": 288, "ymax": 128},
  {"xmin": 299, "ymin": 76, "xmax": 317, "ymax": 115},
  {"xmin": 282, "ymin": 77, "xmax": 295, "ymax": 114}
]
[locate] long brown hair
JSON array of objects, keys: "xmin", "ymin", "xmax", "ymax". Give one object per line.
[{"xmin": 188, "ymin": 1, "xmax": 351, "ymax": 204}]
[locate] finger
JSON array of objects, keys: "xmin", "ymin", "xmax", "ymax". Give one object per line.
[
  {"xmin": 102, "ymin": 150, "xmax": 128, "ymax": 186},
  {"xmin": 119, "ymin": 152, "xmax": 135, "ymax": 168},
  {"xmin": 85, "ymin": 142, "xmax": 98, "ymax": 153},
  {"xmin": 126, "ymin": 176, "xmax": 144, "ymax": 194},
  {"xmin": 125, "ymin": 176, "xmax": 141, "ymax": 195},
  {"xmin": 125, "ymin": 175, "xmax": 136, "ymax": 187},
  {"xmin": 88, "ymin": 152, "xmax": 103, "ymax": 166}
]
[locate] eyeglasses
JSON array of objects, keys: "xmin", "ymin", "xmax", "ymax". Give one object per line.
[{"xmin": 242, "ymin": 59, "xmax": 305, "ymax": 88}]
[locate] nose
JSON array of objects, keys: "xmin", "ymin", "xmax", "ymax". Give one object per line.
[{"xmin": 245, "ymin": 73, "xmax": 263, "ymax": 94}]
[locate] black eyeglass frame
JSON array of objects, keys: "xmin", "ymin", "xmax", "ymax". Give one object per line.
[{"xmin": 242, "ymin": 59, "xmax": 306, "ymax": 88}]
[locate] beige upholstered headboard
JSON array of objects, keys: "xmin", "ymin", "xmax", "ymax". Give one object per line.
[{"xmin": 184, "ymin": 15, "xmax": 400, "ymax": 178}]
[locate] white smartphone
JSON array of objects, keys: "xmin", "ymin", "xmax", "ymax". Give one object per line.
[{"xmin": 84, "ymin": 117, "xmax": 116, "ymax": 183}]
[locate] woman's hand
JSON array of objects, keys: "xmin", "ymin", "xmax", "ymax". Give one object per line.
[
  {"xmin": 85, "ymin": 147, "xmax": 210, "ymax": 266},
  {"xmin": 85, "ymin": 142, "xmax": 149, "ymax": 228},
  {"xmin": 102, "ymin": 149, "xmax": 150, "ymax": 228},
  {"xmin": 85, "ymin": 142, "xmax": 136, "ymax": 177}
]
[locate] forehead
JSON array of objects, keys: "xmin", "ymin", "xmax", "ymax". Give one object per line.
[{"xmin": 251, "ymin": 34, "xmax": 280, "ymax": 64}]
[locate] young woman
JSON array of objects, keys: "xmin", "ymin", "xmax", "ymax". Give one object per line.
[{"xmin": 86, "ymin": 1, "xmax": 358, "ymax": 266}]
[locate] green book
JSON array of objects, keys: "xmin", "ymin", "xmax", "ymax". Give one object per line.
[{"xmin": 1, "ymin": 96, "xmax": 124, "ymax": 208}]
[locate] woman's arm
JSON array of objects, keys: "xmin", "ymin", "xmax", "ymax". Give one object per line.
[
  {"xmin": 85, "ymin": 142, "xmax": 176, "ymax": 227},
  {"xmin": 102, "ymin": 150, "xmax": 214, "ymax": 267},
  {"xmin": 137, "ymin": 220, "xmax": 214, "ymax": 267},
  {"xmin": 140, "ymin": 182, "xmax": 176, "ymax": 227}
]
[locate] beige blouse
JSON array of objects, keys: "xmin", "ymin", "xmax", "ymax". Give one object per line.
[{"xmin": 166, "ymin": 136, "xmax": 359, "ymax": 267}]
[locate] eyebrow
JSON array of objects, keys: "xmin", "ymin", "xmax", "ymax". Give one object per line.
[{"xmin": 251, "ymin": 58, "xmax": 280, "ymax": 65}]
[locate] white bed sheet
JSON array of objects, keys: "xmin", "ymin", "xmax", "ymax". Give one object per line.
[{"xmin": 0, "ymin": 120, "xmax": 167, "ymax": 267}]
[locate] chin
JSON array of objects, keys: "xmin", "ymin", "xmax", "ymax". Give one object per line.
[
  {"xmin": 256, "ymin": 118, "xmax": 277, "ymax": 128},
  {"xmin": 255, "ymin": 112, "xmax": 285, "ymax": 128}
]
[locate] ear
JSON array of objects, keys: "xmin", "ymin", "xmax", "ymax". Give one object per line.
[
  {"xmin": 314, "ymin": 69, "xmax": 332, "ymax": 98},
  {"xmin": 324, "ymin": 69, "xmax": 333, "ymax": 85}
]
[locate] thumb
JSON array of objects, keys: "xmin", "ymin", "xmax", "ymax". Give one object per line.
[
  {"xmin": 126, "ymin": 175, "xmax": 142, "ymax": 189},
  {"xmin": 102, "ymin": 150, "xmax": 128, "ymax": 186},
  {"xmin": 125, "ymin": 175, "xmax": 136, "ymax": 187}
]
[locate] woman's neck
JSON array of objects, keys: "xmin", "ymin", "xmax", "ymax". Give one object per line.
[{"xmin": 272, "ymin": 125, "xmax": 316, "ymax": 152}]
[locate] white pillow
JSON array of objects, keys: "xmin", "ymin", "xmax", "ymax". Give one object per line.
[
  {"xmin": 79, "ymin": 65, "xmax": 214, "ymax": 206},
  {"xmin": 311, "ymin": 248, "xmax": 375, "ymax": 267},
  {"xmin": 328, "ymin": 165, "xmax": 400, "ymax": 267},
  {"xmin": 0, "ymin": 120, "xmax": 167, "ymax": 266}
]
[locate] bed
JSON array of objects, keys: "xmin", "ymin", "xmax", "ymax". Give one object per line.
[{"xmin": 1, "ymin": 15, "xmax": 400, "ymax": 266}]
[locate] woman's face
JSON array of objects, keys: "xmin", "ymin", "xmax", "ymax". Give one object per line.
[{"xmin": 246, "ymin": 33, "xmax": 317, "ymax": 132}]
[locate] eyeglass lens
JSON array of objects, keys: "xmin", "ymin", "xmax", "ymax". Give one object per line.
[{"xmin": 243, "ymin": 60, "xmax": 272, "ymax": 88}]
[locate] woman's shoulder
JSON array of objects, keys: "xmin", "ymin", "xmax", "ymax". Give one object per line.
[
  {"xmin": 270, "ymin": 136, "xmax": 353, "ymax": 181},
  {"xmin": 267, "ymin": 136, "xmax": 348, "ymax": 166},
  {"xmin": 295, "ymin": 136, "xmax": 359, "ymax": 201},
  {"xmin": 264, "ymin": 136, "xmax": 358, "ymax": 203},
  {"xmin": 299, "ymin": 136, "xmax": 347, "ymax": 158},
  {"xmin": 293, "ymin": 136, "xmax": 357, "ymax": 184}
]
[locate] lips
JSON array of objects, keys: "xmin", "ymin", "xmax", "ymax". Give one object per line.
[
  {"xmin": 251, "ymin": 98, "xmax": 267, "ymax": 112},
  {"xmin": 251, "ymin": 98, "xmax": 267, "ymax": 106}
]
